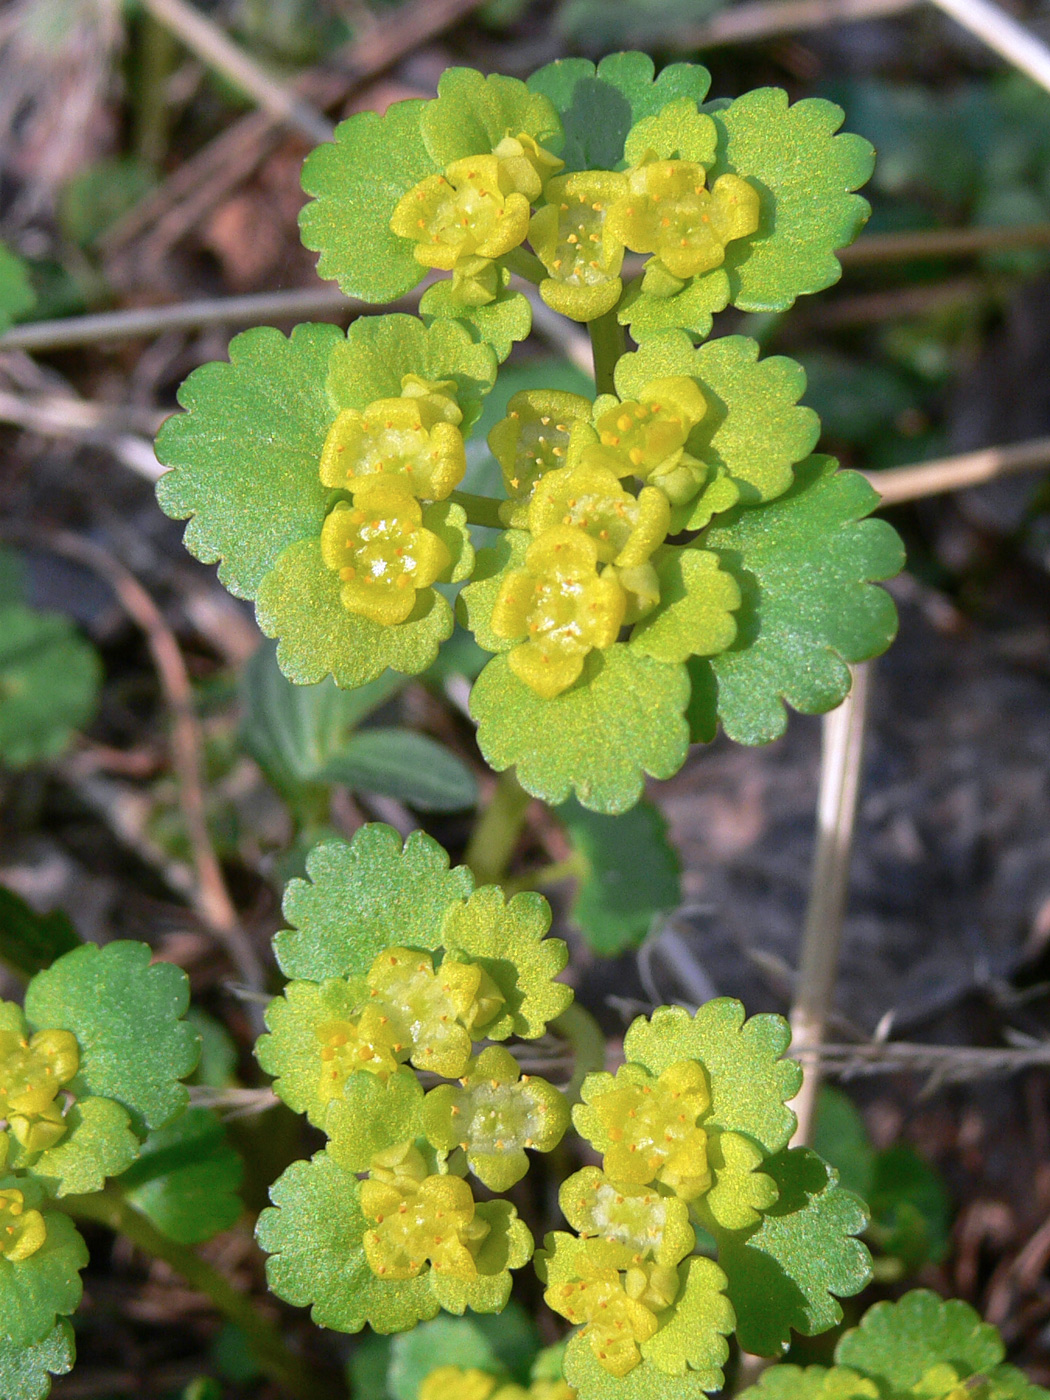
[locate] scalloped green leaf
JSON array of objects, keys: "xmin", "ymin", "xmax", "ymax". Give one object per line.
[
  {"xmin": 835, "ymin": 1291, "xmax": 1005, "ymax": 1391},
  {"xmin": 703, "ymin": 1129, "xmax": 780, "ymax": 1232},
  {"xmin": 0, "ymin": 1321, "xmax": 75, "ymax": 1400},
  {"xmin": 564, "ymin": 1334, "xmax": 715, "ymax": 1400},
  {"xmin": 427, "ymin": 1200, "xmax": 534, "ymax": 1316},
  {"xmin": 630, "ymin": 547, "xmax": 740, "ymax": 665},
  {"xmin": 121, "ymin": 1107, "xmax": 244, "ymax": 1244},
  {"xmin": 388, "ymin": 1316, "xmax": 501, "ymax": 1400},
  {"xmin": 739, "ymin": 1363, "xmax": 879, "ymax": 1400},
  {"xmin": 0, "ymin": 243, "xmax": 36, "ymax": 334},
  {"xmin": 274, "ymin": 825, "xmax": 473, "ymax": 981},
  {"xmin": 470, "ymin": 646, "xmax": 690, "ymax": 815},
  {"xmin": 556, "ymin": 796, "xmax": 681, "ymax": 956},
  {"xmin": 527, "ymin": 55, "xmax": 711, "ymax": 172},
  {"xmin": 155, "ymin": 323, "xmax": 341, "ymax": 600},
  {"xmin": 640, "ymin": 1256, "xmax": 734, "ymax": 1383},
  {"xmin": 256, "ymin": 976, "xmax": 369, "ymax": 1126},
  {"xmin": 319, "ymin": 729, "xmax": 478, "ymax": 813},
  {"xmin": 24, "ymin": 941, "xmax": 198, "ymax": 1133},
  {"xmin": 419, "ymin": 279, "xmax": 532, "ymax": 365},
  {"xmin": 421, "ymin": 68, "xmax": 562, "ymax": 167},
  {"xmin": 24, "ymin": 1097, "xmax": 138, "ymax": 1198},
  {"xmin": 300, "ymin": 99, "xmax": 435, "ymax": 302},
  {"xmin": 709, "ymin": 90, "xmax": 874, "ymax": 312},
  {"xmin": 0, "ymin": 1193, "xmax": 87, "ymax": 1349},
  {"xmin": 617, "ymin": 271, "xmax": 730, "ymax": 344},
  {"xmin": 325, "ymin": 1071, "xmax": 424, "ymax": 1170},
  {"xmin": 439, "ymin": 886, "xmax": 572, "ymax": 1039},
  {"xmin": 326, "ymin": 314, "xmax": 497, "ymax": 436},
  {"xmin": 457, "ymin": 530, "xmax": 529, "ymax": 655},
  {"xmin": 0, "ymin": 605, "xmax": 101, "ymax": 769},
  {"xmin": 257, "ymin": 1152, "xmax": 439, "ymax": 1334},
  {"xmin": 613, "ymin": 334, "xmax": 820, "ymax": 508},
  {"xmin": 255, "ymin": 538, "xmax": 454, "ymax": 690},
  {"xmin": 712, "ymin": 1148, "xmax": 871, "ymax": 1357},
  {"xmin": 623, "ymin": 1000, "xmax": 802, "ymax": 1155},
  {"xmin": 695, "ymin": 457, "xmax": 904, "ymax": 746}
]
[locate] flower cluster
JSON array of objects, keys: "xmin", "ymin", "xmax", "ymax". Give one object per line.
[
  {"xmin": 255, "ymin": 826, "xmax": 573, "ymax": 1331},
  {"xmin": 420, "ymin": 1365, "xmax": 575, "ymax": 1400}
]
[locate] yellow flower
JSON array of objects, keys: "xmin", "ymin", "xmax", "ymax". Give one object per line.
[
  {"xmin": 391, "ymin": 155, "xmax": 531, "ymax": 275},
  {"xmin": 544, "ymin": 1240, "xmax": 666, "ymax": 1378},
  {"xmin": 529, "ymin": 171, "xmax": 629, "ymax": 321},
  {"xmin": 590, "ymin": 1059, "xmax": 712, "ymax": 1199},
  {"xmin": 420, "ymin": 1367, "xmax": 500, "ymax": 1400},
  {"xmin": 0, "ymin": 1187, "xmax": 47, "ymax": 1263},
  {"xmin": 319, "ymin": 376, "xmax": 465, "ymax": 500},
  {"xmin": 491, "ymin": 527, "xmax": 626, "ymax": 699},
  {"xmin": 360, "ymin": 1149, "xmax": 490, "ymax": 1280},
  {"xmin": 586, "ymin": 376, "xmax": 708, "ymax": 505},
  {"xmin": 320, "ymin": 482, "xmax": 451, "ymax": 626},
  {"xmin": 527, "ymin": 462, "xmax": 670, "ymax": 569},
  {"xmin": 487, "ymin": 389, "xmax": 595, "ymax": 528},
  {"xmin": 607, "ymin": 160, "xmax": 759, "ymax": 294},
  {"xmin": 314, "ymin": 1007, "xmax": 407, "ymax": 1100},
  {"xmin": 0, "ymin": 1020, "xmax": 79, "ymax": 1154}
]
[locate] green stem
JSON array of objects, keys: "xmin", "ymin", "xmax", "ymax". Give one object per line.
[
  {"xmin": 58, "ymin": 1187, "xmax": 339, "ymax": 1400},
  {"xmin": 588, "ymin": 307, "xmax": 626, "ymax": 396},
  {"xmin": 502, "ymin": 853, "xmax": 586, "ymax": 897},
  {"xmin": 553, "ymin": 1002, "xmax": 606, "ymax": 1105},
  {"xmin": 464, "ymin": 768, "xmax": 532, "ymax": 885},
  {"xmin": 134, "ymin": 14, "xmax": 178, "ymax": 166},
  {"xmin": 449, "ymin": 489, "xmax": 504, "ymax": 530},
  {"xmin": 501, "ymin": 246, "xmax": 546, "ymax": 285}
]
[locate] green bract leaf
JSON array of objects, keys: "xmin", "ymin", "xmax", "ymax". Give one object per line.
[
  {"xmin": 709, "ymin": 90, "xmax": 874, "ymax": 312},
  {"xmin": 0, "ymin": 1321, "xmax": 74, "ymax": 1400},
  {"xmin": 712, "ymin": 1148, "xmax": 871, "ymax": 1356},
  {"xmin": 696, "ymin": 457, "xmax": 904, "ymax": 746},
  {"xmin": 255, "ymin": 539, "xmax": 454, "ymax": 689},
  {"xmin": 555, "ymin": 797, "xmax": 681, "ymax": 956},
  {"xmin": 623, "ymin": 1000, "xmax": 801, "ymax": 1155},
  {"xmin": 327, "ymin": 315, "xmax": 497, "ymax": 437},
  {"xmin": 739, "ymin": 1364, "xmax": 879, "ymax": 1400},
  {"xmin": 0, "ymin": 605, "xmax": 101, "ymax": 769},
  {"xmin": 0, "ymin": 1184, "xmax": 87, "ymax": 1348},
  {"xmin": 617, "ymin": 272, "xmax": 730, "ymax": 344},
  {"xmin": 300, "ymin": 100, "xmax": 434, "ymax": 302},
  {"xmin": 24, "ymin": 1097, "xmax": 138, "ymax": 1198},
  {"xmin": 613, "ymin": 334, "xmax": 820, "ymax": 509},
  {"xmin": 156, "ymin": 323, "xmax": 341, "ymax": 600},
  {"xmin": 121, "ymin": 1108, "xmax": 244, "ymax": 1244},
  {"xmin": 257, "ymin": 977, "xmax": 371, "ymax": 1127},
  {"xmin": 419, "ymin": 279, "xmax": 532, "ymax": 364},
  {"xmin": 868, "ymin": 1144, "xmax": 952, "ymax": 1270},
  {"xmin": 274, "ymin": 825, "xmax": 473, "ymax": 981},
  {"xmin": 640, "ymin": 1256, "xmax": 734, "ymax": 1384},
  {"xmin": 835, "ymin": 1290, "xmax": 1004, "ymax": 1391},
  {"xmin": 0, "ymin": 244, "xmax": 35, "ymax": 334},
  {"xmin": 258, "ymin": 1151, "xmax": 439, "ymax": 1334},
  {"xmin": 24, "ymin": 941, "xmax": 199, "ymax": 1133},
  {"xmin": 470, "ymin": 646, "xmax": 690, "ymax": 815},
  {"xmin": 427, "ymin": 1199, "xmax": 534, "ymax": 1316},
  {"xmin": 440, "ymin": 887, "xmax": 572, "ymax": 1039},
  {"xmin": 527, "ymin": 54, "xmax": 711, "ymax": 172},
  {"xmin": 703, "ymin": 1129, "xmax": 779, "ymax": 1232},
  {"xmin": 325, "ymin": 1071, "xmax": 424, "ymax": 1170},
  {"xmin": 319, "ymin": 729, "xmax": 478, "ymax": 812},
  {"xmin": 0, "ymin": 885, "xmax": 81, "ymax": 981},
  {"xmin": 629, "ymin": 547, "xmax": 740, "ymax": 664},
  {"xmin": 421, "ymin": 68, "xmax": 562, "ymax": 167},
  {"xmin": 457, "ymin": 530, "xmax": 529, "ymax": 654}
]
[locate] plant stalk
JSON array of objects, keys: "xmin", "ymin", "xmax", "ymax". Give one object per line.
[
  {"xmin": 553, "ymin": 1002, "xmax": 607, "ymax": 1104},
  {"xmin": 449, "ymin": 489, "xmax": 505, "ymax": 530},
  {"xmin": 587, "ymin": 308, "xmax": 626, "ymax": 396},
  {"xmin": 464, "ymin": 769, "xmax": 532, "ymax": 885},
  {"xmin": 501, "ymin": 246, "xmax": 546, "ymax": 285},
  {"xmin": 789, "ymin": 663, "xmax": 872, "ymax": 1147},
  {"xmin": 58, "ymin": 1187, "xmax": 338, "ymax": 1400}
]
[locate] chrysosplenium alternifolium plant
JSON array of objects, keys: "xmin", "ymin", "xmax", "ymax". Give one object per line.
[
  {"xmin": 254, "ymin": 824, "xmax": 872, "ymax": 1400},
  {"xmin": 155, "ymin": 53, "xmax": 905, "ymax": 815},
  {"xmin": 0, "ymin": 944, "xmax": 199, "ymax": 1397}
]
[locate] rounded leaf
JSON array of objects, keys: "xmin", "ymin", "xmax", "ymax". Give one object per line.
[
  {"xmin": 0, "ymin": 606, "xmax": 100, "ymax": 769},
  {"xmin": 0, "ymin": 1320, "xmax": 75, "ymax": 1400}
]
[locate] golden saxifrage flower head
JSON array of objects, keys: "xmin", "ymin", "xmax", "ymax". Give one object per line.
[
  {"xmin": 0, "ymin": 1016, "xmax": 79, "ymax": 1155},
  {"xmin": 586, "ymin": 376, "xmax": 709, "ymax": 505},
  {"xmin": 529, "ymin": 171, "xmax": 629, "ymax": 321},
  {"xmin": 0, "ymin": 1185, "xmax": 47, "ymax": 1262}
]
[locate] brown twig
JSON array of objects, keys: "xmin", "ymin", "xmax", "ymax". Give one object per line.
[
  {"xmin": 841, "ymin": 221, "xmax": 1050, "ymax": 265},
  {"xmin": 673, "ymin": 0, "xmax": 917, "ymax": 46},
  {"xmin": 866, "ymin": 435, "xmax": 1050, "ymax": 505},
  {"xmin": 797, "ymin": 1039, "xmax": 1050, "ymax": 1083},
  {"xmin": 0, "ymin": 528, "xmax": 265, "ymax": 997}
]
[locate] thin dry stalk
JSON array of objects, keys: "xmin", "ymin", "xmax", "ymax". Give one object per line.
[
  {"xmin": 1, "ymin": 528, "xmax": 265, "ymax": 997},
  {"xmin": 928, "ymin": 0, "xmax": 1050, "ymax": 95},
  {"xmin": 866, "ymin": 435, "xmax": 1050, "ymax": 505},
  {"xmin": 139, "ymin": 0, "xmax": 332, "ymax": 144},
  {"xmin": 840, "ymin": 222, "xmax": 1050, "ymax": 264},
  {"xmin": 799, "ymin": 1040, "xmax": 1050, "ymax": 1083},
  {"xmin": 677, "ymin": 0, "xmax": 916, "ymax": 45},
  {"xmin": 789, "ymin": 664, "xmax": 872, "ymax": 1146}
]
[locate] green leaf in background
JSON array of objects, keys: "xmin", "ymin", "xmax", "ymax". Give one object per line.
[
  {"xmin": 868, "ymin": 1143, "xmax": 952, "ymax": 1269},
  {"xmin": 813, "ymin": 1087, "xmax": 875, "ymax": 1199},
  {"xmin": 527, "ymin": 53, "xmax": 711, "ymax": 173},
  {"xmin": 24, "ymin": 941, "xmax": 199, "ymax": 1134},
  {"xmin": 0, "ymin": 605, "xmax": 101, "ymax": 769},
  {"xmin": 156, "ymin": 323, "xmax": 340, "ymax": 600},
  {"xmin": 709, "ymin": 90, "xmax": 874, "ymax": 312},
  {"xmin": 59, "ymin": 158, "xmax": 156, "ymax": 248},
  {"xmin": 387, "ymin": 1315, "xmax": 502, "ymax": 1400},
  {"xmin": 349, "ymin": 1333, "xmax": 394, "ymax": 1400},
  {"xmin": 470, "ymin": 645, "xmax": 690, "ymax": 815},
  {"xmin": 0, "ymin": 1321, "xmax": 74, "ymax": 1400},
  {"xmin": 318, "ymin": 729, "xmax": 478, "ymax": 812},
  {"xmin": 299, "ymin": 99, "xmax": 435, "ymax": 302},
  {"xmin": 555, "ymin": 797, "xmax": 681, "ymax": 955},
  {"xmin": 274, "ymin": 825, "xmax": 474, "ymax": 981},
  {"xmin": 121, "ymin": 1107, "xmax": 244, "ymax": 1244},
  {"xmin": 696, "ymin": 457, "xmax": 904, "ymax": 746},
  {"xmin": 713, "ymin": 1148, "xmax": 871, "ymax": 1356},
  {"xmin": 0, "ymin": 1184, "xmax": 87, "ymax": 1349},
  {"xmin": 835, "ymin": 1290, "xmax": 1006, "ymax": 1391},
  {"xmin": 0, "ymin": 886, "xmax": 81, "ymax": 981},
  {"xmin": 0, "ymin": 243, "xmax": 36, "ymax": 334},
  {"xmin": 737, "ymin": 1362, "xmax": 879, "ymax": 1400},
  {"xmin": 239, "ymin": 638, "xmax": 406, "ymax": 799}
]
